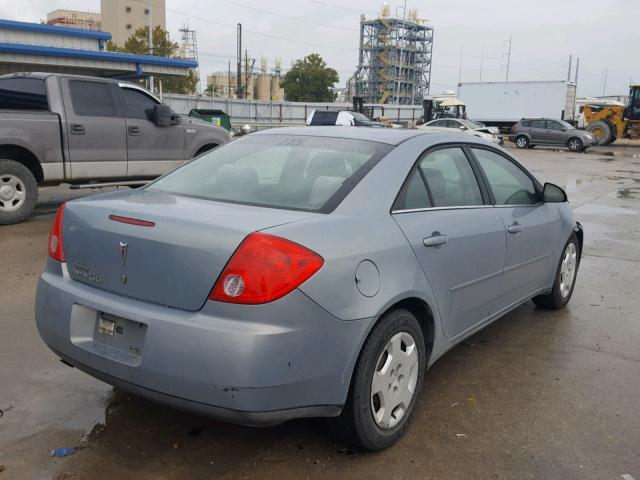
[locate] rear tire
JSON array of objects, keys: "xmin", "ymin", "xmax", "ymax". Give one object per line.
[
  {"xmin": 567, "ymin": 137, "xmax": 583, "ymax": 152},
  {"xmin": 586, "ymin": 120, "xmax": 613, "ymax": 146},
  {"xmin": 336, "ymin": 308, "xmax": 426, "ymax": 450},
  {"xmin": 533, "ymin": 233, "xmax": 580, "ymax": 309},
  {"xmin": 0, "ymin": 159, "xmax": 38, "ymax": 225},
  {"xmin": 515, "ymin": 135, "xmax": 529, "ymax": 149}
]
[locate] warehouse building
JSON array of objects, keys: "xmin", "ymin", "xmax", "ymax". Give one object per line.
[{"xmin": 0, "ymin": 19, "xmax": 196, "ymax": 81}]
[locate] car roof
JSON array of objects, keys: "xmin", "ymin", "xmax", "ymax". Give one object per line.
[
  {"xmin": 0, "ymin": 72, "xmax": 123, "ymax": 83},
  {"xmin": 254, "ymin": 126, "xmax": 440, "ymax": 146}
]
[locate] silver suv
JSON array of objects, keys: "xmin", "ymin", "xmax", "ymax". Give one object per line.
[{"xmin": 509, "ymin": 118, "xmax": 597, "ymax": 152}]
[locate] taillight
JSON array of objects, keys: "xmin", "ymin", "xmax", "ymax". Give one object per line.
[
  {"xmin": 210, "ymin": 232, "xmax": 324, "ymax": 304},
  {"xmin": 48, "ymin": 203, "xmax": 65, "ymax": 262},
  {"xmin": 510, "ymin": 125, "xmax": 517, "ymax": 134}
]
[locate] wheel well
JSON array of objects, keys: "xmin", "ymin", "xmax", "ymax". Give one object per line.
[
  {"xmin": 381, "ymin": 297, "xmax": 435, "ymax": 363},
  {"xmin": 0, "ymin": 145, "xmax": 43, "ymax": 182},
  {"xmin": 194, "ymin": 143, "xmax": 218, "ymax": 157},
  {"xmin": 574, "ymin": 226, "xmax": 584, "ymax": 261}
]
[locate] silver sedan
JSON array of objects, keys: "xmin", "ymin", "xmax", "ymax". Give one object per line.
[{"xmin": 36, "ymin": 127, "xmax": 582, "ymax": 450}]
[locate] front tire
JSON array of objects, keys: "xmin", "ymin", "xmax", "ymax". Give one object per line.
[
  {"xmin": 567, "ymin": 137, "xmax": 583, "ymax": 152},
  {"xmin": 337, "ymin": 309, "xmax": 426, "ymax": 450},
  {"xmin": 586, "ymin": 120, "xmax": 614, "ymax": 146},
  {"xmin": 533, "ymin": 233, "xmax": 580, "ymax": 309},
  {"xmin": 515, "ymin": 135, "xmax": 529, "ymax": 149},
  {"xmin": 0, "ymin": 159, "xmax": 38, "ymax": 225}
]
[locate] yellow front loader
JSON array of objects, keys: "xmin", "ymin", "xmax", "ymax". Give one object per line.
[{"xmin": 585, "ymin": 85, "xmax": 640, "ymax": 145}]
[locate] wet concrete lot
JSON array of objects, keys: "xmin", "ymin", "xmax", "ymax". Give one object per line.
[{"xmin": 1, "ymin": 145, "xmax": 639, "ymax": 479}]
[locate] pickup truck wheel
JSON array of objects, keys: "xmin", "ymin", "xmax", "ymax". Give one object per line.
[{"xmin": 0, "ymin": 160, "xmax": 38, "ymax": 225}]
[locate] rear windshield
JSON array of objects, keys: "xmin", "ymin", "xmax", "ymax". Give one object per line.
[{"xmin": 148, "ymin": 135, "xmax": 392, "ymax": 213}]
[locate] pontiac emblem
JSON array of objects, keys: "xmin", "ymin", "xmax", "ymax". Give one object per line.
[{"xmin": 119, "ymin": 241, "xmax": 128, "ymax": 266}]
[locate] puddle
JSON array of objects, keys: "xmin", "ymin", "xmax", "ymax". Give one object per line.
[{"xmin": 618, "ymin": 188, "xmax": 640, "ymax": 200}]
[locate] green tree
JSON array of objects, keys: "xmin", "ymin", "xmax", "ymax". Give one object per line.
[
  {"xmin": 107, "ymin": 26, "xmax": 198, "ymax": 94},
  {"xmin": 281, "ymin": 53, "xmax": 339, "ymax": 102}
]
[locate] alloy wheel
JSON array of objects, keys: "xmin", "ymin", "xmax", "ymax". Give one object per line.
[{"xmin": 559, "ymin": 243, "xmax": 577, "ymax": 298}]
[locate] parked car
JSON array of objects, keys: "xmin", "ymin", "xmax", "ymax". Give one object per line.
[
  {"xmin": 0, "ymin": 72, "xmax": 229, "ymax": 224},
  {"xmin": 36, "ymin": 127, "xmax": 582, "ymax": 450},
  {"xmin": 509, "ymin": 118, "xmax": 597, "ymax": 151},
  {"xmin": 418, "ymin": 118, "xmax": 504, "ymax": 145},
  {"xmin": 306, "ymin": 109, "xmax": 389, "ymax": 127}
]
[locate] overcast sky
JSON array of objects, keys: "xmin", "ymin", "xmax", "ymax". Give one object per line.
[{"xmin": 3, "ymin": 0, "xmax": 637, "ymax": 97}]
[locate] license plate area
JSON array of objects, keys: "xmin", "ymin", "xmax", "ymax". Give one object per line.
[
  {"xmin": 95, "ymin": 312, "xmax": 147, "ymax": 355},
  {"xmin": 70, "ymin": 305, "xmax": 147, "ymax": 367}
]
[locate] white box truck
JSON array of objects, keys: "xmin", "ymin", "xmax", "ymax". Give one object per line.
[{"xmin": 457, "ymin": 80, "xmax": 577, "ymax": 130}]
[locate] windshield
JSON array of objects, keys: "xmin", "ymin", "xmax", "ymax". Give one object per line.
[
  {"xmin": 556, "ymin": 120, "xmax": 575, "ymax": 130},
  {"xmin": 459, "ymin": 119, "xmax": 480, "ymax": 129},
  {"xmin": 351, "ymin": 111, "xmax": 372, "ymax": 123},
  {"xmin": 149, "ymin": 135, "xmax": 392, "ymax": 213}
]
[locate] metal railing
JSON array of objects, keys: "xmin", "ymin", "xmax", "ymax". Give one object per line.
[{"xmin": 161, "ymin": 94, "xmax": 424, "ymax": 129}]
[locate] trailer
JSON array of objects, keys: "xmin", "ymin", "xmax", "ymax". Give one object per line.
[{"xmin": 457, "ymin": 80, "xmax": 577, "ymax": 130}]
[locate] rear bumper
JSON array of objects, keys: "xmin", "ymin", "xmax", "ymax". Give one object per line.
[{"xmin": 35, "ymin": 260, "xmax": 372, "ymax": 425}]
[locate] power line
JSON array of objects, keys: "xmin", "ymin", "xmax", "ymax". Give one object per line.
[
  {"xmin": 132, "ymin": 0, "xmax": 357, "ymax": 50},
  {"xmin": 217, "ymin": 0, "xmax": 358, "ymax": 31}
]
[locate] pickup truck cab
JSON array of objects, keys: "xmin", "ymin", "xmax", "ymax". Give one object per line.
[{"xmin": 0, "ymin": 72, "xmax": 229, "ymax": 224}]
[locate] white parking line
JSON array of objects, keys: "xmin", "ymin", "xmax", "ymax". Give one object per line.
[{"xmin": 621, "ymin": 474, "xmax": 636, "ymax": 480}]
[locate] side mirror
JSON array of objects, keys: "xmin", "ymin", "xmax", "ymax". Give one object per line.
[
  {"xmin": 149, "ymin": 104, "xmax": 180, "ymax": 126},
  {"xmin": 543, "ymin": 182, "xmax": 568, "ymax": 203},
  {"xmin": 459, "ymin": 125, "xmax": 466, "ymax": 130}
]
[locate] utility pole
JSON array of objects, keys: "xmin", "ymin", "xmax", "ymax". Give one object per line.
[
  {"xmin": 245, "ymin": 49, "xmax": 248, "ymax": 100},
  {"xmin": 602, "ymin": 67, "xmax": 608, "ymax": 96},
  {"xmin": 567, "ymin": 54, "xmax": 572, "ymax": 81},
  {"xmin": 503, "ymin": 34, "xmax": 512, "ymax": 81},
  {"xmin": 236, "ymin": 23, "xmax": 242, "ymax": 99},
  {"xmin": 574, "ymin": 57, "xmax": 580, "ymax": 84},
  {"xmin": 228, "ymin": 60, "xmax": 231, "ymax": 98},
  {"xmin": 147, "ymin": 0, "xmax": 154, "ymax": 93},
  {"xmin": 479, "ymin": 47, "xmax": 484, "ymax": 82},
  {"xmin": 458, "ymin": 44, "xmax": 463, "ymax": 84}
]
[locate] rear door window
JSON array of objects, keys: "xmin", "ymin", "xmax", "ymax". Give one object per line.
[
  {"xmin": 393, "ymin": 168, "xmax": 431, "ymax": 211},
  {"xmin": 0, "ymin": 78, "xmax": 48, "ymax": 110},
  {"xmin": 417, "ymin": 148, "xmax": 484, "ymax": 207},
  {"xmin": 149, "ymin": 135, "xmax": 392, "ymax": 213},
  {"xmin": 69, "ymin": 80, "xmax": 118, "ymax": 117},
  {"xmin": 531, "ymin": 119, "xmax": 546, "ymax": 129}
]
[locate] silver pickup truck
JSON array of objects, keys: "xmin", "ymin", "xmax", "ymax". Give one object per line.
[{"xmin": 0, "ymin": 72, "xmax": 229, "ymax": 224}]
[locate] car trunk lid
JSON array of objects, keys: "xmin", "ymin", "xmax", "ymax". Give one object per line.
[{"xmin": 62, "ymin": 189, "xmax": 317, "ymax": 311}]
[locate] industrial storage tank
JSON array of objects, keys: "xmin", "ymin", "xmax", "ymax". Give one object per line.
[
  {"xmin": 270, "ymin": 76, "xmax": 284, "ymax": 101},
  {"xmin": 256, "ymin": 74, "xmax": 271, "ymax": 101}
]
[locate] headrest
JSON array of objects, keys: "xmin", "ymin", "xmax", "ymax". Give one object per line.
[{"xmin": 309, "ymin": 176, "xmax": 344, "ymax": 208}]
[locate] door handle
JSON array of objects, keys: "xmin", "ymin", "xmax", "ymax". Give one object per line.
[
  {"xmin": 507, "ymin": 223, "xmax": 523, "ymax": 234},
  {"xmin": 69, "ymin": 124, "xmax": 85, "ymax": 135},
  {"xmin": 128, "ymin": 125, "xmax": 141, "ymax": 135},
  {"xmin": 423, "ymin": 234, "xmax": 448, "ymax": 247}
]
